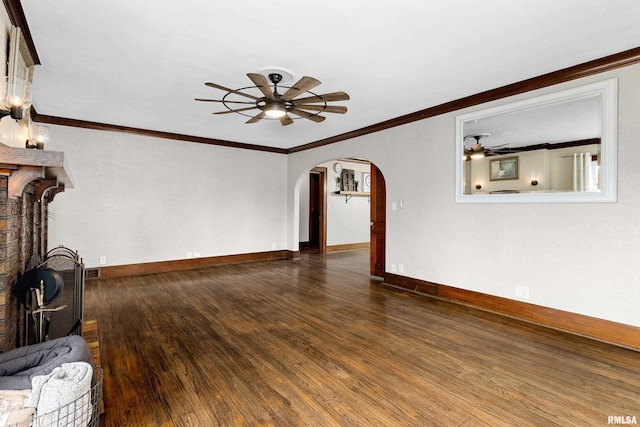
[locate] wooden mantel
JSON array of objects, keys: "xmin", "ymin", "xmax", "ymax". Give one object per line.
[{"xmin": 0, "ymin": 145, "xmax": 73, "ymax": 199}]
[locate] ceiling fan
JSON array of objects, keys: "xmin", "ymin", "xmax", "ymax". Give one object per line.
[
  {"xmin": 195, "ymin": 72, "xmax": 350, "ymax": 126},
  {"xmin": 464, "ymin": 133, "xmax": 510, "ymax": 158}
]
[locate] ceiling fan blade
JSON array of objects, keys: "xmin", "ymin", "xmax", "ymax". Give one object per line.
[
  {"xmin": 213, "ymin": 106, "xmax": 258, "ymax": 115},
  {"xmin": 281, "ymin": 76, "xmax": 321, "ymax": 101},
  {"xmin": 292, "ymin": 91, "xmax": 350, "ymax": 104},
  {"xmin": 279, "ymin": 114, "xmax": 294, "ymax": 126},
  {"xmin": 290, "ymin": 109, "xmax": 326, "ymax": 123},
  {"xmin": 295, "ymin": 104, "xmax": 347, "ymax": 114},
  {"xmin": 486, "ymin": 143, "xmax": 510, "ymax": 150},
  {"xmin": 246, "ymin": 111, "xmax": 266, "ymax": 124},
  {"xmin": 205, "ymin": 82, "xmax": 261, "ymax": 101},
  {"xmin": 195, "ymin": 98, "xmax": 256, "ymax": 105},
  {"xmin": 247, "ymin": 73, "xmax": 275, "ymax": 100}
]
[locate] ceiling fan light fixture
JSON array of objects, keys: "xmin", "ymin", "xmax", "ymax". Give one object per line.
[
  {"xmin": 197, "ymin": 71, "xmax": 349, "ymax": 126},
  {"xmin": 264, "ymin": 102, "xmax": 286, "ymax": 118},
  {"xmin": 465, "ymin": 133, "xmax": 490, "ymax": 160}
]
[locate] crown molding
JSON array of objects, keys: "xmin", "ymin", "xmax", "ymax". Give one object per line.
[
  {"xmin": 31, "ymin": 112, "xmax": 289, "ymax": 154},
  {"xmin": 289, "ymin": 46, "xmax": 640, "ymax": 153}
]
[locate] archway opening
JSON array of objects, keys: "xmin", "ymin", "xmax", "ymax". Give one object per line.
[{"xmin": 297, "ymin": 159, "xmax": 386, "ymax": 277}]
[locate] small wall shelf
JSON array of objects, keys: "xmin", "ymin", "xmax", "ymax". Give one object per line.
[{"xmin": 335, "ymin": 191, "xmax": 370, "ymax": 203}]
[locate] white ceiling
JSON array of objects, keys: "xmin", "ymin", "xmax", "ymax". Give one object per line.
[{"xmin": 20, "ymin": 1, "xmax": 640, "ymax": 150}]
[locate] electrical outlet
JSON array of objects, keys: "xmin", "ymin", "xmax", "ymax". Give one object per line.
[
  {"xmin": 186, "ymin": 252, "xmax": 193, "ymax": 259},
  {"xmin": 193, "ymin": 252, "xmax": 201, "ymax": 257},
  {"xmin": 99, "ymin": 256, "xmax": 107, "ymax": 265},
  {"xmin": 515, "ymin": 285, "xmax": 530, "ymax": 299},
  {"xmin": 391, "ymin": 263, "xmax": 397, "ymax": 273},
  {"xmin": 398, "ymin": 264, "xmax": 404, "ymax": 274},
  {"xmin": 272, "ymin": 243, "xmax": 276, "ymax": 250}
]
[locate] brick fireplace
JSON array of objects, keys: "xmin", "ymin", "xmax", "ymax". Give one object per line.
[{"xmin": 0, "ymin": 146, "xmax": 70, "ymax": 352}]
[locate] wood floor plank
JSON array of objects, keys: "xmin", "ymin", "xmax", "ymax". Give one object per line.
[{"xmin": 86, "ymin": 250, "xmax": 640, "ymax": 426}]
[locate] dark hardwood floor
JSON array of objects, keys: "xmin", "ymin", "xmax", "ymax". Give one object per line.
[{"xmin": 85, "ymin": 250, "xmax": 639, "ymax": 426}]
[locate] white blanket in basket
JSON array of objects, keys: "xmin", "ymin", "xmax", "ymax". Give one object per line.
[
  {"xmin": 0, "ymin": 389, "xmax": 34, "ymax": 427},
  {"xmin": 25, "ymin": 362, "xmax": 93, "ymax": 427}
]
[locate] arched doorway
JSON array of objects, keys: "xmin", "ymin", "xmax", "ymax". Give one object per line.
[{"xmin": 300, "ymin": 160, "xmax": 386, "ymax": 277}]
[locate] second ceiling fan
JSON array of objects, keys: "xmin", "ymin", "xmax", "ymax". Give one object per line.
[
  {"xmin": 464, "ymin": 134, "xmax": 512, "ymax": 158},
  {"xmin": 196, "ymin": 72, "xmax": 350, "ymax": 126}
]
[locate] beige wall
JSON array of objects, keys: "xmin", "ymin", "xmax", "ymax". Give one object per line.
[
  {"xmin": 46, "ymin": 126, "xmax": 288, "ymax": 268},
  {"xmin": 288, "ymin": 63, "xmax": 640, "ymax": 328}
]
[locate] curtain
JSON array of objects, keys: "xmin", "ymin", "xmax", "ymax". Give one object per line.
[{"xmin": 572, "ymin": 152, "xmax": 598, "ymax": 191}]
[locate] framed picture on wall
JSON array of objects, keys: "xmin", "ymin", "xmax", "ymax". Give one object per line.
[
  {"xmin": 363, "ymin": 173, "xmax": 371, "ymax": 192},
  {"xmin": 489, "ymin": 157, "xmax": 518, "ymax": 181}
]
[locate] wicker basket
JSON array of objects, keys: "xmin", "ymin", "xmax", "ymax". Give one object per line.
[{"xmin": 7, "ymin": 365, "xmax": 102, "ymax": 427}]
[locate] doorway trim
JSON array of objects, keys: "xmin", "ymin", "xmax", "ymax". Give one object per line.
[
  {"xmin": 370, "ymin": 163, "xmax": 386, "ymax": 277},
  {"xmin": 308, "ymin": 167, "xmax": 327, "ymax": 253}
]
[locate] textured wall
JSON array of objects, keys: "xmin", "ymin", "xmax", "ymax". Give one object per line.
[
  {"xmin": 288, "ymin": 63, "xmax": 640, "ymax": 328},
  {"xmin": 46, "ymin": 127, "xmax": 288, "ymax": 269}
]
